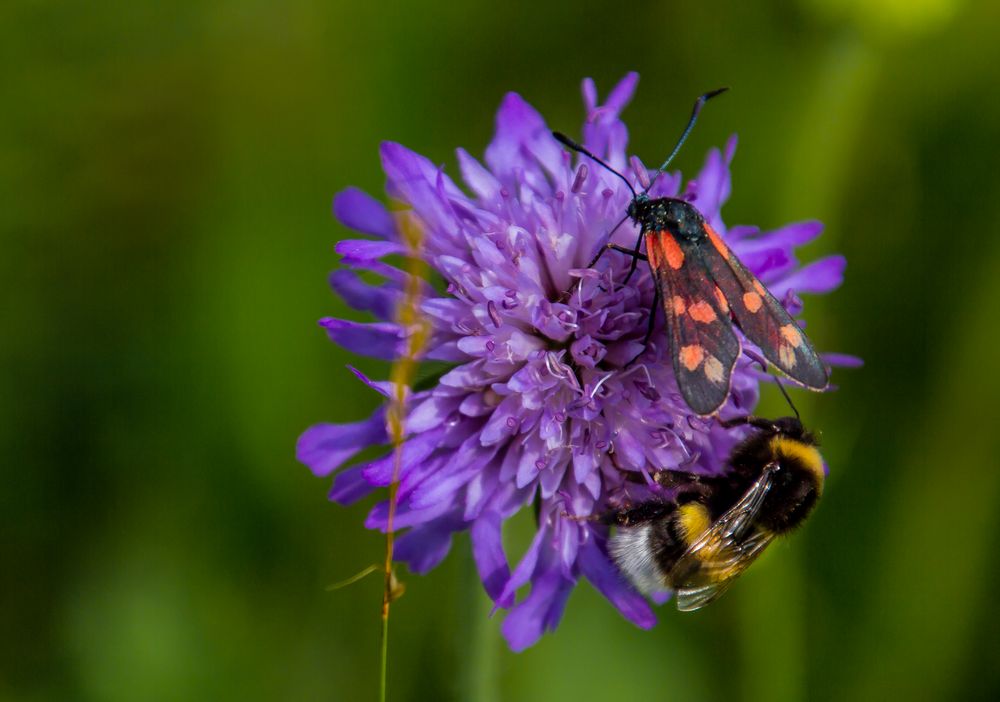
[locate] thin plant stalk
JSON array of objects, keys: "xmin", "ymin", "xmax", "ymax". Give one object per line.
[{"xmin": 380, "ymin": 211, "xmax": 431, "ymax": 702}]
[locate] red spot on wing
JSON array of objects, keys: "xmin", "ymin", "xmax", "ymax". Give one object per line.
[
  {"xmin": 779, "ymin": 344, "xmax": 797, "ymax": 368},
  {"xmin": 703, "ymin": 355, "xmax": 724, "ymax": 384},
  {"xmin": 680, "ymin": 344, "xmax": 705, "ymax": 371},
  {"xmin": 648, "ymin": 231, "xmax": 685, "ymax": 270},
  {"xmin": 705, "ymin": 224, "xmax": 730, "ymax": 260},
  {"xmin": 743, "ymin": 292, "xmax": 763, "ymax": 313},
  {"xmin": 714, "ymin": 286, "xmax": 729, "ymax": 313},
  {"xmin": 645, "ymin": 232, "xmax": 661, "ymax": 269},
  {"xmin": 688, "ymin": 301, "xmax": 717, "ymax": 323},
  {"xmin": 780, "ymin": 324, "xmax": 802, "ymax": 348}
]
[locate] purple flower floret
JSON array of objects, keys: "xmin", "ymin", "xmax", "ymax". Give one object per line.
[{"xmin": 298, "ymin": 73, "xmax": 849, "ymax": 651}]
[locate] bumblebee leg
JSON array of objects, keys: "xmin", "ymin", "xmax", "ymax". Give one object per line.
[
  {"xmin": 718, "ymin": 415, "xmax": 780, "ymax": 432},
  {"xmin": 651, "ymin": 468, "xmax": 705, "ymax": 488},
  {"xmin": 603, "ymin": 501, "xmax": 674, "ymax": 527}
]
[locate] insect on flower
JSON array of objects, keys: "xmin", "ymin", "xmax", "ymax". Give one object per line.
[
  {"xmin": 554, "ymin": 90, "xmax": 828, "ymax": 415},
  {"xmin": 607, "ymin": 382, "xmax": 824, "ymax": 609},
  {"xmin": 300, "ymin": 73, "xmax": 850, "ymax": 650}
]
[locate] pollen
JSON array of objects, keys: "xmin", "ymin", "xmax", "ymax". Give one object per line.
[
  {"xmin": 680, "ymin": 344, "xmax": 704, "ymax": 371},
  {"xmin": 743, "ymin": 292, "xmax": 763, "ymax": 313},
  {"xmin": 780, "ymin": 324, "xmax": 802, "ymax": 348},
  {"xmin": 672, "ymin": 296, "xmax": 687, "ymax": 315},
  {"xmin": 688, "ymin": 300, "xmax": 716, "ymax": 323},
  {"xmin": 703, "ymin": 355, "xmax": 725, "ymax": 384}
]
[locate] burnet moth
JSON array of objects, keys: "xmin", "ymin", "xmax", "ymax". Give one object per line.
[{"xmin": 554, "ymin": 89, "xmax": 828, "ymax": 416}]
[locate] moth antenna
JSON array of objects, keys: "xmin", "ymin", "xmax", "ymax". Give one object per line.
[
  {"xmin": 644, "ymin": 87, "xmax": 729, "ymax": 194},
  {"xmin": 552, "ymin": 132, "xmax": 637, "ymax": 199}
]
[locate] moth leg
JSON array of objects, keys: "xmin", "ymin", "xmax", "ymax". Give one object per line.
[
  {"xmin": 587, "ymin": 242, "xmax": 648, "ymax": 269},
  {"xmin": 607, "ymin": 244, "xmax": 648, "ymax": 261},
  {"xmin": 587, "ymin": 244, "xmax": 649, "ymax": 293},
  {"xmin": 620, "ymin": 228, "xmax": 647, "ymax": 286},
  {"xmin": 624, "ymin": 286, "xmax": 659, "ymax": 368}
]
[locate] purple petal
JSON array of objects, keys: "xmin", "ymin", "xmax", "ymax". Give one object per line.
[
  {"xmin": 362, "ymin": 428, "xmax": 445, "ymax": 485},
  {"xmin": 328, "ymin": 269, "xmax": 400, "ymax": 320},
  {"xmin": 499, "ymin": 524, "xmax": 547, "ymax": 604},
  {"xmin": 740, "ymin": 247, "xmax": 793, "ymax": 279},
  {"xmin": 581, "ymin": 78, "xmax": 598, "ymax": 112},
  {"xmin": 463, "ymin": 469, "xmax": 498, "ymax": 521},
  {"xmin": 406, "ymin": 395, "xmax": 461, "ymax": 433},
  {"xmin": 479, "ymin": 394, "xmax": 523, "ymax": 445},
  {"xmin": 471, "ymin": 512, "xmax": 512, "ymax": 606},
  {"xmin": 346, "ymin": 365, "xmax": 391, "ymax": 398},
  {"xmin": 333, "ymin": 187, "xmax": 396, "ymax": 239},
  {"xmin": 501, "ymin": 556, "xmax": 574, "ymax": 652},
  {"xmin": 735, "ymin": 220, "xmax": 824, "ymax": 254},
  {"xmin": 380, "ymin": 141, "xmax": 465, "ymax": 201},
  {"xmin": 297, "ymin": 408, "xmax": 386, "ymax": 477},
  {"xmin": 581, "ymin": 73, "xmax": 638, "ymax": 165},
  {"xmin": 365, "ymin": 496, "xmax": 453, "ymax": 531},
  {"xmin": 408, "ymin": 443, "xmax": 498, "ymax": 510},
  {"xmin": 394, "ymin": 512, "xmax": 465, "ymax": 573},
  {"xmin": 319, "ymin": 318, "xmax": 401, "ymax": 360},
  {"xmin": 823, "ymin": 352, "xmax": 864, "ymax": 368},
  {"xmin": 578, "ymin": 537, "xmax": 656, "ymax": 628},
  {"xmin": 379, "ymin": 142, "xmax": 465, "ymax": 239},
  {"xmin": 456, "ymin": 148, "xmax": 501, "ymax": 200},
  {"xmin": 439, "ymin": 361, "xmax": 489, "ymax": 390},
  {"xmin": 692, "ymin": 135, "xmax": 737, "ymax": 231},
  {"xmin": 485, "ymin": 93, "xmax": 562, "ymax": 181},
  {"xmin": 650, "ymin": 591, "xmax": 673, "ymax": 606},
  {"xmin": 602, "ymin": 72, "xmax": 639, "ymax": 115},
  {"xmin": 335, "ymin": 239, "xmax": 404, "ymax": 265},
  {"xmin": 328, "ymin": 465, "xmax": 377, "ymax": 505},
  {"xmin": 424, "ymin": 340, "xmax": 468, "ymax": 362},
  {"xmin": 769, "ymin": 255, "xmax": 846, "ymax": 298}
]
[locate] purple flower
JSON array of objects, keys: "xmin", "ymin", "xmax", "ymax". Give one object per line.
[{"xmin": 298, "ymin": 73, "xmax": 850, "ymax": 650}]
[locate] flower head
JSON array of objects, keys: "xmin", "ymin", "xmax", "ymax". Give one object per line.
[{"xmin": 298, "ymin": 73, "xmax": 847, "ymax": 650}]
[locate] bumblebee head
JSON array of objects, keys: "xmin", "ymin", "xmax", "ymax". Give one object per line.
[
  {"xmin": 759, "ymin": 426, "xmax": 825, "ymax": 534},
  {"xmin": 768, "ymin": 416, "xmax": 817, "ymax": 443}
]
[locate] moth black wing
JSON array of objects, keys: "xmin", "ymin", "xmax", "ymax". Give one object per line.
[
  {"xmin": 645, "ymin": 230, "xmax": 741, "ymax": 416},
  {"xmin": 699, "ymin": 224, "xmax": 828, "ymax": 389}
]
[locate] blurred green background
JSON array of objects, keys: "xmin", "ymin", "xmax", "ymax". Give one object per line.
[{"xmin": 4, "ymin": 0, "xmax": 1000, "ymax": 700}]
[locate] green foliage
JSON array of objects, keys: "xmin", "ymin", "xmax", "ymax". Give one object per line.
[{"xmin": 3, "ymin": 1, "xmax": 1000, "ymax": 699}]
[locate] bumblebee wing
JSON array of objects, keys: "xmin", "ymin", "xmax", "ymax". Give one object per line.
[
  {"xmin": 698, "ymin": 223, "xmax": 828, "ymax": 390},
  {"xmin": 645, "ymin": 230, "xmax": 741, "ymax": 416},
  {"xmin": 668, "ymin": 465, "xmax": 777, "ymax": 611},
  {"xmin": 674, "ymin": 529, "xmax": 775, "ymax": 611}
]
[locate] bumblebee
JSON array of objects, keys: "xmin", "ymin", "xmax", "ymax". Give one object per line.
[{"xmin": 607, "ymin": 415, "xmax": 824, "ymax": 610}]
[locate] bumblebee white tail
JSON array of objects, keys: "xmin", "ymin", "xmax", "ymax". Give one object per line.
[{"xmin": 609, "ymin": 524, "xmax": 668, "ymax": 595}]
